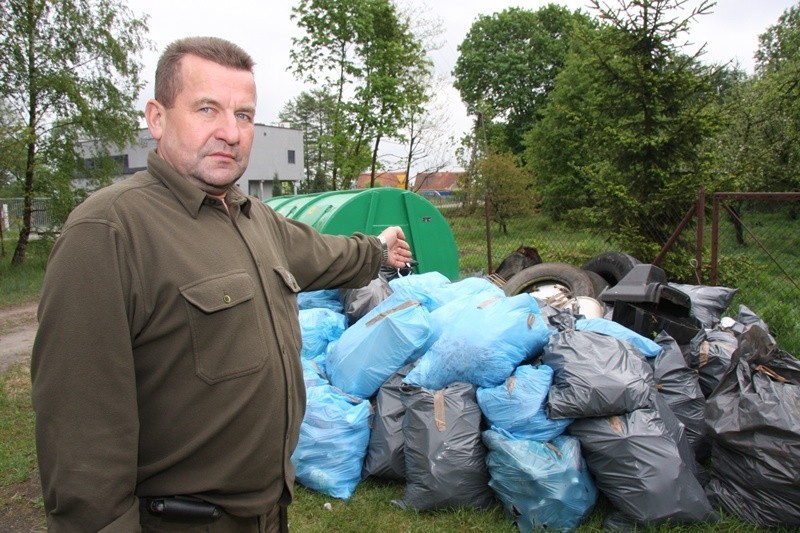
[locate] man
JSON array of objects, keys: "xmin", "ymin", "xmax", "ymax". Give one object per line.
[{"xmin": 31, "ymin": 36, "xmax": 411, "ymax": 532}]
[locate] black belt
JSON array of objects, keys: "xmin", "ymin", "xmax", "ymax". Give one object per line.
[{"xmin": 143, "ymin": 496, "xmax": 222, "ymax": 520}]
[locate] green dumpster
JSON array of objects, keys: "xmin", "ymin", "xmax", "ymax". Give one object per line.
[{"xmin": 265, "ymin": 188, "xmax": 459, "ymax": 280}]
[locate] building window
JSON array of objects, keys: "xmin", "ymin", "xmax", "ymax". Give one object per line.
[{"xmin": 288, "ymin": 150, "xmax": 296, "ymax": 164}]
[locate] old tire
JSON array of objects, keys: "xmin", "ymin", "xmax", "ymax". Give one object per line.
[
  {"xmin": 503, "ymin": 262, "xmax": 596, "ymax": 298},
  {"xmin": 582, "ymin": 252, "xmax": 641, "ymax": 286},
  {"xmin": 583, "ymin": 269, "xmax": 610, "ymax": 296}
]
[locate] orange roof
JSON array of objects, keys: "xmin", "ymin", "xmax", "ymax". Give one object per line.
[
  {"xmin": 355, "ymin": 171, "xmax": 407, "ymax": 188},
  {"xmin": 413, "ymin": 171, "xmax": 464, "ymax": 191}
]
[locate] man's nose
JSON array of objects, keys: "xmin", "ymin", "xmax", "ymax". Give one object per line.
[{"xmin": 215, "ymin": 113, "xmax": 240, "ymax": 144}]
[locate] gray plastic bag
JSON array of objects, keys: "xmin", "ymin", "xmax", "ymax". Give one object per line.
[
  {"xmin": 687, "ymin": 328, "xmax": 738, "ymax": 397},
  {"xmin": 543, "ymin": 329, "xmax": 654, "ymax": 419},
  {"xmin": 668, "ymin": 283, "xmax": 737, "ymax": 328},
  {"xmin": 705, "ymin": 325, "xmax": 800, "ymax": 527},
  {"xmin": 568, "ymin": 391, "xmax": 714, "ymax": 527},
  {"xmin": 653, "ymin": 332, "xmax": 708, "ymax": 460},
  {"xmin": 339, "ymin": 271, "xmax": 393, "ymax": 325},
  {"xmin": 362, "ymin": 363, "xmax": 415, "ymax": 480},
  {"xmin": 394, "ymin": 382, "xmax": 495, "ymax": 511}
]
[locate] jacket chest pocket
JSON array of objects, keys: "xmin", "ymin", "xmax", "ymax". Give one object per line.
[{"xmin": 180, "ymin": 270, "xmax": 268, "ymax": 384}]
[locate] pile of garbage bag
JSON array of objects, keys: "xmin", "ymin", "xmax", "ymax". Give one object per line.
[{"xmin": 291, "ymin": 269, "xmax": 800, "ymax": 531}]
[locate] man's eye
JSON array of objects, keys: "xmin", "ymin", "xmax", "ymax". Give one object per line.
[
  {"xmin": 199, "ymin": 107, "xmax": 214, "ymax": 114},
  {"xmin": 236, "ymin": 113, "xmax": 253, "ymax": 122}
]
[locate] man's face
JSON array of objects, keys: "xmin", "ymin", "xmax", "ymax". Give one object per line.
[{"xmin": 145, "ymin": 54, "xmax": 257, "ymax": 195}]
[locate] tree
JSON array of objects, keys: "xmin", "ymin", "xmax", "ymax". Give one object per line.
[
  {"xmin": 0, "ymin": 0, "xmax": 149, "ymax": 265},
  {"xmin": 271, "ymin": 172, "xmax": 283, "ymax": 198},
  {"xmin": 709, "ymin": 4, "xmax": 800, "ymax": 238},
  {"xmin": 290, "ymin": 0, "xmax": 370, "ymax": 190},
  {"xmin": 394, "ymin": 5, "xmax": 450, "ymax": 189},
  {"xmin": 279, "ymin": 88, "xmax": 338, "ymax": 192},
  {"xmin": 354, "ymin": 1, "xmax": 431, "ymax": 187},
  {"xmin": 453, "ymin": 4, "xmax": 593, "ymax": 155},
  {"xmin": 526, "ymin": 0, "xmax": 720, "ymax": 263},
  {"xmin": 474, "ymin": 151, "xmax": 534, "ymax": 234},
  {"xmin": 290, "ymin": 0, "xmax": 433, "ymax": 190},
  {"xmin": 401, "ymin": 78, "xmax": 455, "ymax": 191},
  {"xmin": 723, "ymin": 4, "xmax": 800, "ymax": 193},
  {"xmin": 0, "ymin": 100, "xmax": 27, "ymax": 196}
]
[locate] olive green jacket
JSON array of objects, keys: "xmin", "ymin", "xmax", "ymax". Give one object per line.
[{"xmin": 32, "ymin": 151, "xmax": 381, "ymax": 531}]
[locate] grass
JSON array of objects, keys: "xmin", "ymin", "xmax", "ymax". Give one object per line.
[
  {"xmin": 445, "ymin": 208, "xmax": 610, "ymax": 276},
  {"xmin": 288, "ymin": 481, "xmax": 790, "ymax": 532},
  {"xmin": 0, "ymin": 236, "xmax": 52, "ymax": 307},
  {"xmin": 0, "ymin": 364, "xmax": 37, "ymax": 488},
  {"xmin": 710, "ymin": 206, "xmax": 800, "ymax": 355}
]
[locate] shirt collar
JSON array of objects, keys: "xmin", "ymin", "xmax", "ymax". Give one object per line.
[{"xmin": 147, "ymin": 151, "xmax": 252, "ymax": 219}]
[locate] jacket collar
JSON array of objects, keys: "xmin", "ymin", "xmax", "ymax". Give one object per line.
[{"xmin": 147, "ymin": 151, "xmax": 251, "ymax": 218}]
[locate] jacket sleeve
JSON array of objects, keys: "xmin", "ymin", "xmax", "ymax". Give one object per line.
[
  {"xmin": 31, "ymin": 219, "xmax": 142, "ymax": 532},
  {"xmin": 272, "ymin": 211, "xmax": 382, "ymax": 291}
]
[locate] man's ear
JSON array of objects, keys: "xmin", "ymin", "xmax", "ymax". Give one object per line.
[{"xmin": 145, "ymin": 99, "xmax": 165, "ymax": 141}]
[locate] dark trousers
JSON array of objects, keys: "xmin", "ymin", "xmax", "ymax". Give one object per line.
[{"xmin": 140, "ymin": 501, "xmax": 287, "ymax": 533}]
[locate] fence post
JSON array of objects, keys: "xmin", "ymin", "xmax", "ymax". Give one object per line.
[
  {"xmin": 711, "ymin": 194, "xmax": 720, "ymax": 285},
  {"xmin": 695, "ymin": 187, "xmax": 705, "ymax": 284},
  {"xmin": 484, "ymin": 193, "xmax": 493, "ymax": 274}
]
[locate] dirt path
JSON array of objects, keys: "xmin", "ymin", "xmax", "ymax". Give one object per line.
[{"xmin": 0, "ymin": 301, "xmax": 38, "ymax": 375}]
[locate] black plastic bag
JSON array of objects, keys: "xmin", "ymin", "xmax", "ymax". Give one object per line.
[
  {"xmin": 393, "ymin": 382, "xmax": 495, "ymax": 511},
  {"xmin": 734, "ymin": 304, "xmax": 777, "ymax": 346},
  {"xmin": 568, "ymin": 391, "xmax": 714, "ymax": 527},
  {"xmin": 543, "ymin": 329, "xmax": 654, "ymax": 419},
  {"xmin": 705, "ymin": 325, "xmax": 800, "ymax": 527},
  {"xmin": 687, "ymin": 328, "xmax": 738, "ymax": 397},
  {"xmin": 653, "ymin": 332, "xmax": 708, "ymax": 460},
  {"xmin": 668, "ymin": 283, "xmax": 737, "ymax": 329},
  {"xmin": 362, "ymin": 363, "xmax": 415, "ymax": 480},
  {"xmin": 339, "ymin": 270, "xmax": 394, "ymax": 325}
]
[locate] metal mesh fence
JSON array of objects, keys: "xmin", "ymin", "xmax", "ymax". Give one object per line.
[
  {"xmin": 709, "ymin": 194, "xmax": 800, "ymax": 354},
  {"xmin": 3, "ymin": 192, "xmax": 796, "ymax": 352},
  {"xmin": 428, "ymin": 192, "xmax": 800, "ymax": 355},
  {"xmin": 0, "ymin": 197, "xmax": 53, "ymax": 233}
]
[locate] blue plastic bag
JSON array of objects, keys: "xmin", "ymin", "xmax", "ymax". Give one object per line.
[
  {"xmin": 388, "ymin": 271, "xmax": 451, "ymax": 310},
  {"xmin": 477, "ymin": 365, "xmax": 572, "ymax": 442},
  {"xmin": 297, "ymin": 289, "xmax": 343, "ymax": 313},
  {"xmin": 291, "ymin": 384, "xmax": 371, "ymax": 500},
  {"xmin": 390, "ymin": 273, "xmax": 504, "ymax": 312},
  {"xmin": 483, "ymin": 430, "xmax": 597, "ymax": 532},
  {"xmin": 576, "ymin": 318, "xmax": 662, "ymax": 358},
  {"xmin": 326, "ymin": 293, "xmax": 433, "ymax": 399},
  {"xmin": 301, "ymin": 357, "xmax": 329, "ymax": 389},
  {"xmin": 299, "ymin": 308, "xmax": 347, "ymax": 359},
  {"xmin": 405, "ymin": 293, "xmax": 551, "ymax": 390}
]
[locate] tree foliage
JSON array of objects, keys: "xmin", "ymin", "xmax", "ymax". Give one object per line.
[
  {"xmin": 474, "ymin": 151, "xmax": 534, "ymax": 234},
  {"xmin": 714, "ymin": 4, "xmax": 800, "ymax": 194},
  {"xmin": 355, "ymin": 1, "xmax": 431, "ymax": 187},
  {"xmin": 279, "ymin": 88, "xmax": 337, "ymax": 193},
  {"xmin": 290, "ymin": 0, "xmax": 433, "ymax": 189},
  {"xmin": 0, "ymin": 0, "xmax": 150, "ymax": 265},
  {"xmin": 453, "ymin": 4, "xmax": 593, "ymax": 155},
  {"xmin": 525, "ymin": 0, "xmax": 720, "ymax": 261}
]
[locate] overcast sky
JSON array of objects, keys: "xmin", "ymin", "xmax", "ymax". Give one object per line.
[{"xmin": 128, "ymin": 0, "xmax": 798, "ymax": 171}]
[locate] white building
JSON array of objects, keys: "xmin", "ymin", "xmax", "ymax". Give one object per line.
[{"xmin": 81, "ymin": 123, "xmax": 305, "ymax": 200}]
